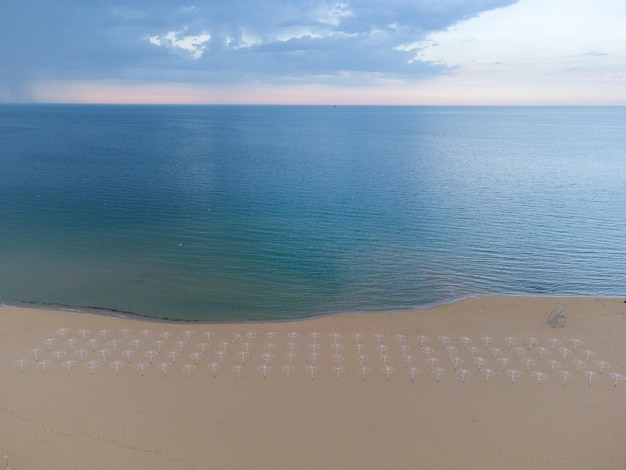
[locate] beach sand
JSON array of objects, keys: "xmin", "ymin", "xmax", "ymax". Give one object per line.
[{"xmin": 1, "ymin": 296, "xmax": 625, "ymax": 469}]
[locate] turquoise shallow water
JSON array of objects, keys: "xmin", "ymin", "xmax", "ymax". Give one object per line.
[{"xmin": 1, "ymin": 105, "xmax": 625, "ymax": 321}]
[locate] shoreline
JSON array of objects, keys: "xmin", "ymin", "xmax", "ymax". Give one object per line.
[
  {"xmin": 4, "ymin": 292, "xmax": 624, "ymax": 324},
  {"xmin": 2, "ymin": 295, "xmax": 626, "ymax": 469}
]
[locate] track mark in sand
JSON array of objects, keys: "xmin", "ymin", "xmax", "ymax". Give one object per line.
[{"xmin": 0, "ymin": 403, "xmax": 195, "ymax": 468}]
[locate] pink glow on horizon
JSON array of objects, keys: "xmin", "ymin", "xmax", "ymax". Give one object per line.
[
  {"xmin": 28, "ymin": 80, "xmax": 626, "ymax": 106},
  {"xmin": 30, "ymin": 81, "xmax": 445, "ymax": 105}
]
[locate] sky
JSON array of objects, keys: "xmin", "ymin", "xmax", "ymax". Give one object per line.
[{"xmin": 1, "ymin": 0, "xmax": 624, "ymax": 105}]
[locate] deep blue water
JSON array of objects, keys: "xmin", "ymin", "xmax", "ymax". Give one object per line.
[{"xmin": 1, "ymin": 105, "xmax": 625, "ymax": 321}]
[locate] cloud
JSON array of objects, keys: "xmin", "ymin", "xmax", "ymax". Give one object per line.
[
  {"xmin": 580, "ymin": 51, "xmax": 608, "ymax": 57},
  {"xmin": 316, "ymin": 2, "xmax": 353, "ymax": 26},
  {"xmin": 0, "ymin": 0, "xmax": 518, "ymax": 100},
  {"xmin": 414, "ymin": 0, "xmax": 626, "ymax": 67},
  {"xmin": 3, "ymin": 0, "xmax": 624, "ymax": 104},
  {"xmin": 398, "ymin": 0, "xmax": 626, "ymax": 104},
  {"xmin": 148, "ymin": 30, "xmax": 211, "ymax": 59},
  {"xmin": 139, "ymin": 0, "xmax": 523, "ymax": 85}
]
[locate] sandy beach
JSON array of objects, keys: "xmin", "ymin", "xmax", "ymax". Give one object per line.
[{"xmin": 1, "ymin": 296, "xmax": 625, "ymax": 469}]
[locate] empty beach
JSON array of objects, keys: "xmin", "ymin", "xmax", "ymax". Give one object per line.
[{"xmin": 2, "ymin": 296, "xmax": 625, "ymax": 469}]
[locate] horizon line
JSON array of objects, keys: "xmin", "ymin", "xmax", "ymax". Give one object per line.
[{"xmin": 3, "ymin": 102, "xmax": 625, "ymax": 107}]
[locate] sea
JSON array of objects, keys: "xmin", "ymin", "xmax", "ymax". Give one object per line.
[{"xmin": 0, "ymin": 105, "xmax": 625, "ymax": 321}]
